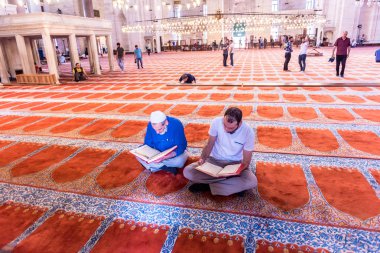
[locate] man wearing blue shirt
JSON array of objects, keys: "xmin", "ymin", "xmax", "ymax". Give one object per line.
[
  {"xmin": 137, "ymin": 111, "xmax": 188, "ymax": 175},
  {"xmin": 134, "ymin": 45, "xmax": 143, "ymax": 69},
  {"xmin": 376, "ymin": 49, "xmax": 380, "ymax": 63}
]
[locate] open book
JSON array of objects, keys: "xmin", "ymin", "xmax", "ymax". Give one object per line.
[
  {"xmin": 130, "ymin": 145, "xmax": 177, "ymax": 164},
  {"xmin": 195, "ymin": 162, "xmax": 244, "ymax": 178}
]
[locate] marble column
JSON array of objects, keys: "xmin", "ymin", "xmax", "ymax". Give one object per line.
[
  {"xmin": 89, "ymin": 33, "xmax": 101, "ymax": 75},
  {"xmin": 15, "ymin": 34, "xmax": 34, "ymax": 74},
  {"xmin": 0, "ymin": 40, "xmax": 10, "ymax": 84},
  {"xmin": 24, "ymin": 37, "xmax": 36, "ymax": 74},
  {"xmin": 69, "ymin": 33, "xmax": 80, "ymax": 68},
  {"xmin": 31, "ymin": 40, "xmax": 41, "ymax": 66},
  {"xmin": 106, "ymin": 35, "xmax": 114, "ymax": 71},
  {"xmin": 42, "ymin": 31, "xmax": 60, "ymax": 83}
]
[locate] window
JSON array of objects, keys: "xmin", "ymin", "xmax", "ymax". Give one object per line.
[
  {"xmin": 272, "ymin": 0, "xmax": 279, "ymax": 12},
  {"xmin": 306, "ymin": 0, "xmax": 314, "ymax": 10},
  {"xmin": 174, "ymin": 5, "xmax": 181, "ymax": 18},
  {"xmin": 307, "ymin": 25, "xmax": 315, "ymax": 38},
  {"xmin": 203, "ymin": 4, "xmax": 208, "ymax": 16},
  {"xmin": 271, "ymin": 26, "xmax": 279, "ymax": 40}
]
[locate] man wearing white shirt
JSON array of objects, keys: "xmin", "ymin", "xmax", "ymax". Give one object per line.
[
  {"xmin": 298, "ymin": 36, "xmax": 309, "ymax": 72},
  {"xmin": 184, "ymin": 107, "xmax": 257, "ymax": 196},
  {"xmin": 229, "ymin": 39, "xmax": 235, "ymax": 66}
]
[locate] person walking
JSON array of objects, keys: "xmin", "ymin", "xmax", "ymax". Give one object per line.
[
  {"xmin": 134, "ymin": 45, "xmax": 143, "ymax": 69},
  {"xmin": 222, "ymin": 38, "xmax": 229, "ymax": 67},
  {"xmin": 332, "ymin": 31, "xmax": 351, "ymax": 78},
  {"xmin": 283, "ymin": 36, "xmax": 293, "ymax": 71},
  {"xmin": 116, "ymin": 42, "xmax": 125, "ymax": 72},
  {"xmin": 298, "ymin": 36, "xmax": 309, "ymax": 72}
]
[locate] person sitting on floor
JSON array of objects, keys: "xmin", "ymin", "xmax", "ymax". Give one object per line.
[
  {"xmin": 179, "ymin": 73, "xmax": 196, "ymax": 84},
  {"xmin": 72, "ymin": 63, "xmax": 88, "ymax": 82},
  {"xmin": 136, "ymin": 111, "xmax": 188, "ymax": 175},
  {"xmin": 184, "ymin": 107, "xmax": 257, "ymax": 196}
]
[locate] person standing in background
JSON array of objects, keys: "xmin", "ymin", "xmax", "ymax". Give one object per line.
[
  {"xmin": 332, "ymin": 31, "xmax": 351, "ymax": 78},
  {"xmin": 298, "ymin": 36, "xmax": 309, "ymax": 72},
  {"xmin": 134, "ymin": 45, "xmax": 143, "ymax": 69},
  {"xmin": 116, "ymin": 42, "xmax": 125, "ymax": 72},
  {"xmin": 283, "ymin": 36, "xmax": 294, "ymax": 71},
  {"xmin": 222, "ymin": 38, "xmax": 230, "ymax": 67},
  {"xmin": 229, "ymin": 39, "xmax": 235, "ymax": 66}
]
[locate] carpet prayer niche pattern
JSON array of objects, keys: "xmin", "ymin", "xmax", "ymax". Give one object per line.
[{"xmin": 0, "ymin": 48, "xmax": 380, "ymax": 252}]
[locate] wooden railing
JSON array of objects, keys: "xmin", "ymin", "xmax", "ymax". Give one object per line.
[{"xmin": 16, "ymin": 74, "xmax": 57, "ymax": 85}]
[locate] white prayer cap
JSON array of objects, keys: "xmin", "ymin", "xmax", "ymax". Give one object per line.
[{"xmin": 150, "ymin": 111, "xmax": 166, "ymax": 124}]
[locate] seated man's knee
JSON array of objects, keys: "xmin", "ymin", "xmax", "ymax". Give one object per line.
[
  {"xmin": 183, "ymin": 164, "xmax": 196, "ymax": 180},
  {"xmin": 245, "ymin": 174, "xmax": 258, "ymax": 189}
]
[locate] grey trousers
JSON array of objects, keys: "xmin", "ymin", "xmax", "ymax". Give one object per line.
[
  {"xmin": 183, "ymin": 157, "xmax": 257, "ymax": 196},
  {"xmin": 137, "ymin": 151, "xmax": 189, "ymax": 172}
]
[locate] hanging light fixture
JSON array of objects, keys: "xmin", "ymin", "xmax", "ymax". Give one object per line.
[
  {"xmin": 354, "ymin": 0, "xmax": 380, "ymax": 7},
  {"xmin": 122, "ymin": 12, "xmax": 327, "ymax": 35}
]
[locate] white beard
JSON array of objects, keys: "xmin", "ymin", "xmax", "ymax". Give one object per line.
[{"xmin": 158, "ymin": 126, "xmax": 168, "ymax": 135}]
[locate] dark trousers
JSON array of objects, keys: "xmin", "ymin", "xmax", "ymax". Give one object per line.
[
  {"xmin": 223, "ymin": 54, "xmax": 228, "ymax": 66},
  {"xmin": 284, "ymin": 53, "xmax": 291, "ymax": 70},
  {"xmin": 136, "ymin": 58, "xmax": 143, "ymax": 68},
  {"xmin": 336, "ymin": 55, "xmax": 347, "ymax": 76},
  {"xmin": 74, "ymin": 72, "xmax": 85, "ymax": 82},
  {"xmin": 298, "ymin": 54, "xmax": 307, "ymax": 71},
  {"xmin": 230, "ymin": 53, "xmax": 234, "ymax": 66}
]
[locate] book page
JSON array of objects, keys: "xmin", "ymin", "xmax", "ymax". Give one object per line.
[
  {"xmin": 218, "ymin": 164, "xmax": 241, "ymax": 176},
  {"xmin": 148, "ymin": 145, "xmax": 177, "ymax": 162},
  {"xmin": 133, "ymin": 145, "xmax": 160, "ymax": 159},
  {"xmin": 196, "ymin": 162, "xmax": 224, "ymax": 177}
]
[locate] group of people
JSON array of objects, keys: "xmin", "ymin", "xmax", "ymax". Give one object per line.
[
  {"xmin": 222, "ymin": 38, "xmax": 235, "ymax": 67},
  {"xmin": 136, "ymin": 107, "xmax": 257, "ymax": 197},
  {"xmin": 116, "ymin": 42, "xmax": 144, "ymax": 72},
  {"xmin": 71, "ymin": 32, "xmax": 355, "ymax": 83},
  {"xmin": 282, "ymin": 31, "xmax": 351, "ymax": 77}
]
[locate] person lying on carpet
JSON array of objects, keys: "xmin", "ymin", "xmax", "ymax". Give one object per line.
[
  {"xmin": 179, "ymin": 73, "xmax": 196, "ymax": 84},
  {"xmin": 135, "ymin": 111, "xmax": 188, "ymax": 175},
  {"xmin": 72, "ymin": 63, "xmax": 88, "ymax": 82},
  {"xmin": 184, "ymin": 107, "xmax": 257, "ymax": 196}
]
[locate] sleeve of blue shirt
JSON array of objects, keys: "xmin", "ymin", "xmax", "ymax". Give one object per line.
[
  {"xmin": 143, "ymin": 124, "xmax": 154, "ymax": 148},
  {"xmin": 173, "ymin": 118, "xmax": 187, "ymax": 156}
]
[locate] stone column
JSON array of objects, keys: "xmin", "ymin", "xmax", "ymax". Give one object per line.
[
  {"xmin": 0, "ymin": 40, "xmax": 10, "ymax": 84},
  {"xmin": 86, "ymin": 37, "xmax": 94, "ymax": 73},
  {"xmin": 106, "ymin": 35, "xmax": 114, "ymax": 71},
  {"xmin": 15, "ymin": 35, "xmax": 33, "ymax": 74},
  {"xmin": 69, "ymin": 33, "xmax": 80, "ymax": 68},
  {"xmin": 31, "ymin": 40, "xmax": 41, "ymax": 65},
  {"xmin": 89, "ymin": 33, "xmax": 101, "ymax": 75},
  {"xmin": 42, "ymin": 31, "xmax": 60, "ymax": 83},
  {"xmin": 24, "ymin": 37, "xmax": 36, "ymax": 74}
]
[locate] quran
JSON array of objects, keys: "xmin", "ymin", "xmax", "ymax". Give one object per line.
[
  {"xmin": 195, "ymin": 162, "xmax": 244, "ymax": 177},
  {"xmin": 130, "ymin": 145, "xmax": 177, "ymax": 163}
]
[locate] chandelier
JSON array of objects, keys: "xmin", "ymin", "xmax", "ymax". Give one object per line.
[
  {"xmin": 112, "ymin": 0, "xmax": 205, "ymax": 11},
  {"xmin": 122, "ymin": 13, "xmax": 327, "ymax": 35},
  {"xmin": 354, "ymin": 0, "xmax": 380, "ymax": 7}
]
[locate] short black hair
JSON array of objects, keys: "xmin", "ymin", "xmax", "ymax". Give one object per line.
[
  {"xmin": 117, "ymin": 42, "xmax": 120, "ymax": 46},
  {"xmin": 224, "ymin": 107, "xmax": 242, "ymax": 124}
]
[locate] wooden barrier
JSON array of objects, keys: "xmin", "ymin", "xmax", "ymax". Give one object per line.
[{"xmin": 16, "ymin": 74, "xmax": 57, "ymax": 85}]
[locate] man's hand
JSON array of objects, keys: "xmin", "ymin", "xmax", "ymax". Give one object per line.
[
  {"xmin": 154, "ymin": 151, "xmax": 176, "ymax": 163},
  {"xmin": 198, "ymin": 158, "xmax": 205, "ymax": 165}
]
